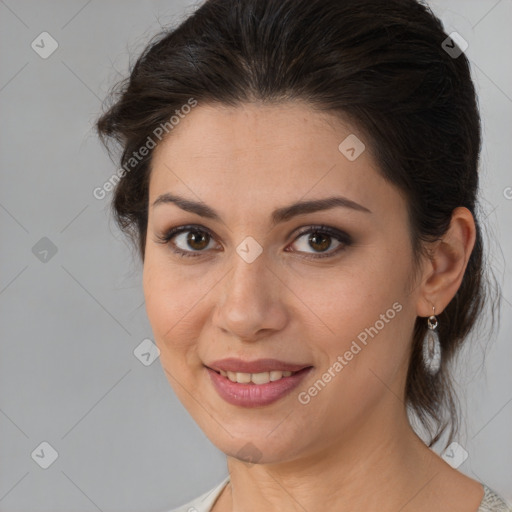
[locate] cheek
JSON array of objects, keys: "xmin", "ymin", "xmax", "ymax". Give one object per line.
[
  {"xmin": 142, "ymin": 258, "xmax": 204, "ymax": 354},
  {"xmin": 296, "ymin": 245, "xmax": 412, "ymax": 379},
  {"xmin": 297, "ymin": 249, "xmax": 407, "ymax": 330},
  {"xmin": 142, "ymin": 260, "xmax": 209, "ymax": 406},
  {"xmin": 295, "ymin": 280, "xmax": 410, "ymax": 434}
]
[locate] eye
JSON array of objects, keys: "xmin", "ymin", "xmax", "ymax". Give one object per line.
[
  {"xmin": 154, "ymin": 224, "xmax": 351, "ymax": 259},
  {"xmin": 154, "ymin": 225, "xmax": 219, "ymax": 258},
  {"xmin": 286, "ymin": 225, "xmax": 351, "ymax": 259}
]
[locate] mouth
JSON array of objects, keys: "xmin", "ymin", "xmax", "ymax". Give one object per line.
[
  {"xmin": 206, "ymin": 366, "xmax": 312, "ymax": 385},
  {"xmin": 205, "ymin": 364, "xmax": 314, "ymax": 407}
]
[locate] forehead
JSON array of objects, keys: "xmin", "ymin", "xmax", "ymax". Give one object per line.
[
  {"xmin": 152, "ymin": 101, "xmax": 359, "ymax": 170},
  {"xmin": 148, "ymin": 102, "xmax": 402, "ymax": 221}
]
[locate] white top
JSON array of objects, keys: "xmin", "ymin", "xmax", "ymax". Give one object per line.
[
  {"xmin": 168, "ymin": 476, "xmax": 229, "ymax": 512},
  {"xmin": 167, "ymin": 477, "xmax": 511, "ymax": 512}
]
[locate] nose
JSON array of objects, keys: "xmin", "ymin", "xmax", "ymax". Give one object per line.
[{"xmin": 213, "ymin": 249, "xmax": 288, "ymax": 342}]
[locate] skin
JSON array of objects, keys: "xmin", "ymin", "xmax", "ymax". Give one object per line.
[{"xmin": 143, "ymin": 102, "xmax": 483, "ymax": 512}]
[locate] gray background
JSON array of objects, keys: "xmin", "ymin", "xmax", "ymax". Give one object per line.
[{"xmin": 0, "ymin": 0, "xmax": 511, "ymax": 510}]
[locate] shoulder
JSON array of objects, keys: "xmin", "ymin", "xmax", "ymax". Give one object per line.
[
  {"xmin": 477, "ymin": 485, "xmax": 512, "ymax": 512},
  {"xmin": 165, "ymin": 476, "xmax": 230, "ymax": 512}
]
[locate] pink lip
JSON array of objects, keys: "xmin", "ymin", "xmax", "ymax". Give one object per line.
[
  {"xmin": 206, "ymin": 358, "xmax": 310, "ymax": 373},
  {"xmin": 205, "ymin": 366, "xmax": 313, "ymax": 407}
]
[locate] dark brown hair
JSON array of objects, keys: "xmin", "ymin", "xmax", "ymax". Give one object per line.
[{"xmin": 96, "ymin": 0, "xmax": 499, "ymax": 448}]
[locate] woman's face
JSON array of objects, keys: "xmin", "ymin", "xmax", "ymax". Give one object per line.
[{"xmin": 143, "ymin": 101, "xmax": 422, "ymax": 463}]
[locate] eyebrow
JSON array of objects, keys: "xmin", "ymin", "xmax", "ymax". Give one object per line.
[{"xmin": 151, "ymin": 193, "xmax": 371, "ymax": 226}]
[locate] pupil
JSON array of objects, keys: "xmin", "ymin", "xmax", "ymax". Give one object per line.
[
  {"xmin": 188, "ymin": 231, "xmax": 208, "ymax": 250},
  {"xmin": 310, "ymin": 233, "xmax": 330, "ymax": 252}
]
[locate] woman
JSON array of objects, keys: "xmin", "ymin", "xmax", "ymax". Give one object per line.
[{"xmin": 96, "ymin": 0, "xmax": 511, "ymax": 510}]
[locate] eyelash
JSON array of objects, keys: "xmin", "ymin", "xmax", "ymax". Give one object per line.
[{"xmin": 154, "ymin": 224, "xmax": 352, "ymax": 260}]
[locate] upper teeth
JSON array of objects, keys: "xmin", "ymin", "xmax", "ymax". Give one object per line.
[{"xmin": 220, "ymin": 370, "xmax": 294, "ymax": 384}]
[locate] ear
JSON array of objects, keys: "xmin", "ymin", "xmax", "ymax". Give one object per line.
[{"xmin": 416, "ymin": 207, "xmax": 476, "ymax": 317}]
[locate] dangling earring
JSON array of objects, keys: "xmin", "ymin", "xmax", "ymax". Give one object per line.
[{"xmin": 422, "ymin": 306, "xmax": 441, "ymax": 375}]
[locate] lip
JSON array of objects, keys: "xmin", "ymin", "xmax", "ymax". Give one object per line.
[
  {"xmin": 205, "ymin": 365, "xmax": 313, "ymax": 407},
  {"xmin": 206, "ymin": 358, "xmax": 311, "ymax": 374}
]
